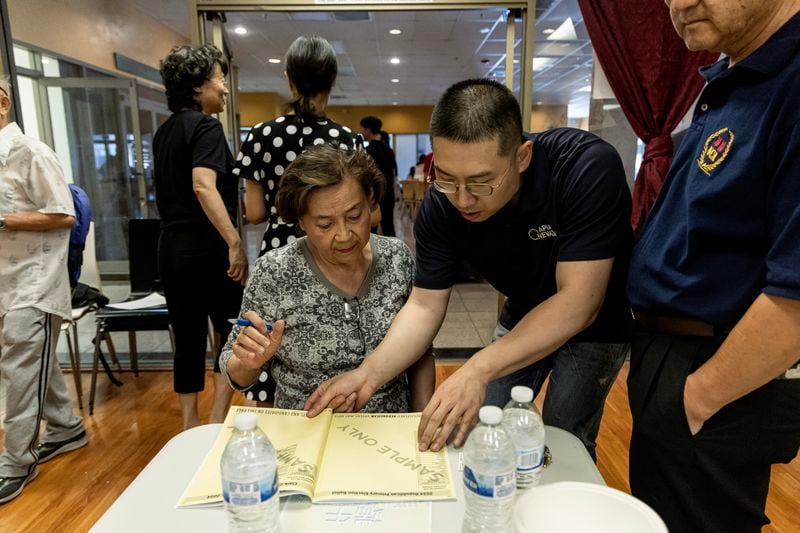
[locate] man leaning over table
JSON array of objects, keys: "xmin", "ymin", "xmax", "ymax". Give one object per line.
[
  {"xmin": 626, "ymin": 1, "xmax": 800, "ymax": 531},
  {"xmin": 305, "ymin": 78, "xmax": 633, "ymax": 460},
  {"xmin": 0, "ymin": 77, "xmax": 88, "ymax": 504}
]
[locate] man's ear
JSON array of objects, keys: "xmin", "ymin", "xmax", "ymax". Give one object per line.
[
  {"xmin": 517, "ymin": 140, "xmax": 533, "ymax": 173},
  {"xmin": 0, "ymin": 94, "xmax": 12, "ymax": 119}
]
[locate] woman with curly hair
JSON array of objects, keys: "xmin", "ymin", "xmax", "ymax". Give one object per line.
[{"xmin": 153, "ymin": 44, "xmax": 246, "ymax": 429}]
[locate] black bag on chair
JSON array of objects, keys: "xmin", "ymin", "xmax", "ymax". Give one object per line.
[{"xmin": 71, "ymin": 282, "xmax": 110, "ymax": 309}]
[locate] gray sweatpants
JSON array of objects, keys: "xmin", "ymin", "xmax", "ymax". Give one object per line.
[{"xmin": 0, "ymin": 308, "xmax": 84, "ymax": 477}]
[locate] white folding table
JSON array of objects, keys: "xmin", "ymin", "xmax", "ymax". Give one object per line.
[{"xmin": 92, "ymin": 423, "xmax": 604, "ymax": 532}]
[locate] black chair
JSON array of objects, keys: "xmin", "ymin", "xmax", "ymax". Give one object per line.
[{"xmin": 89, "ymin": 219, "xmax": 174, "ymax": 414}]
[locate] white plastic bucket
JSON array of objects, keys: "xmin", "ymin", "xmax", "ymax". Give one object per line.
[{"xmin": 513, "ymin": 481, "xmax": 668, "ymax": 533}]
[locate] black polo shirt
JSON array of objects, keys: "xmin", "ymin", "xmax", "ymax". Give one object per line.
[
  {"xmin": 628, "ymin": 12, "xmax": 800, "ymax": 328},
  {"xmin": 414, "ymin": 128, "xmax": 633, "ymax": 343},
  {"xmin": 153, "ymin": 109, "xmax": 237, "ymax": 233}
]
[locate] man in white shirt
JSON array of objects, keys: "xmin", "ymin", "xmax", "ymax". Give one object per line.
[{"xmin": 0, "ymin": 78, "xmax": 87, "ymax": 504}]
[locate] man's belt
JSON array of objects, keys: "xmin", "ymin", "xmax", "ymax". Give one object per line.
[{"xmin": 633, "ymin": 310, "xmax": 717, "ymax": 337}]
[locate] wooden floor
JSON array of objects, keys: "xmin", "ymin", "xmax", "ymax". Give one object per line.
[{"xmin": 1, "ymin": 363, "xmax": 797, "ymax": 532}]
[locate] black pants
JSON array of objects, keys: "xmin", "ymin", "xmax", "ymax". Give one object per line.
[
  {"xmin": 379, "ymin": 187, "xmax": 396, "ymax": 237},
  {"xmin": 158, "ymin": 228, "xmax": 244, "ymax": 394},
  {"xmin": 628, "ymin": 329, "xmax": 800, "ymax": 533}
]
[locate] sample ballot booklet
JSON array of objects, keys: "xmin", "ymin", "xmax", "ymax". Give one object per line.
[{"xmin": 178, "ymin": 406, "xmax": 455, "ymax": 507}]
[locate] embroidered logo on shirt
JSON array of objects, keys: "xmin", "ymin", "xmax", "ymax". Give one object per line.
[
  {"xmin": 697, "ymin": 128, "xmax": 734, "ymax": 175},
  {"xmin": 528, "ymin": 224, "xmax": 557, "ymax": 241}
]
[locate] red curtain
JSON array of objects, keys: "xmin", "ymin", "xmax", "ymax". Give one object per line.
[{"xmin": 577, "ymin": 0, "xmax": 718, "ymax": 230}]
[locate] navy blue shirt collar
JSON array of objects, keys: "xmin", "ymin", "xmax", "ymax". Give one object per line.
[
  {"xmin": 508, "ymin": 134, "xmax": 551, "ymax": 225},
  {"xmin": 700, "ymin": 11, "xmax": 800, "ymax": 81}
]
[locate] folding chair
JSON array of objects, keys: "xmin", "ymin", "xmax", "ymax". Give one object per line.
[
  {"xmin": 88, "ymin": 219, "xmax": 174, "ymax": 414},
  {"xmin": 61, "ymin": 221, "xmax": 100, "ymax": 409}
]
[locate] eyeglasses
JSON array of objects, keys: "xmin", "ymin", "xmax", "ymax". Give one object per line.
[
  {"xmin": 343, "ymin": 299, "xmax": 366, "ymax": 355},
  {"xmin": 426, "ymin": 156, "xmax": 514, "ymax": 197}
]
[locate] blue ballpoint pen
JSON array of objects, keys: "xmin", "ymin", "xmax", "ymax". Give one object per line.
[{"xmin": 227, "ymin": 318, "xmax": 273, "ymax": 332}]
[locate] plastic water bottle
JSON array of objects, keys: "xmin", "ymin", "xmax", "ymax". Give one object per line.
[
  {"xmin": 220, "ymin": 413, "xmax": 280, "ymax": 533},
  {"xmin": 462, "ymin": 405, "xmax": 516, "ymax": 533},
  {"xmin": 502, "ymin": 386, "xmax": 546, "ymax": 489}
]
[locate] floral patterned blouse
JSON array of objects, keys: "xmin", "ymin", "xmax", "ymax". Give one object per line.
[{"xmin": 220, "ymin": 234, "xmax": 414, "ymax": 412}]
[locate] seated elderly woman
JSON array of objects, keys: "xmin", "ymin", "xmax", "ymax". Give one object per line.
[{"xmin": 220, "ymin": 144, "xmax": 434, "ymax": 412}]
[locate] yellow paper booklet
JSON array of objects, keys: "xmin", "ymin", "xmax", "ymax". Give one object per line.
[{"xmin": 178, "ymin": 406, "xmax": 455, "ymax": 507}]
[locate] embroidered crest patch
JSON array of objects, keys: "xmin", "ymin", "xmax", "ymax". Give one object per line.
[{"xmin": 697, "ymin": 128, "xmax": 734, "ymax": 175}]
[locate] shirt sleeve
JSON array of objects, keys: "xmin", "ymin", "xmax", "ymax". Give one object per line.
[
  {"xmin": 191, "ymin": 117, "xmax": 228, "ymax": 175},
  {"xmin": 233, "ymin": 124, "xmax": 262, "ymax": 183},
  {"xmin": 555, "ymin": 140, "xmax": 631, "ymax": 262},
  {"xmin": 28, "ymin": 148, "xmax": 75, "ymax": 216},
  {"xmin": 413, "ymin": 190, "xmax": 459, "ymax": 290},
  {"xmin": 764, "ymin": 118, "xmax": 800, "ymax": 300},
  {"xmin": 397, "ymin": 240, "xmax": 415, "ymax": 300}
]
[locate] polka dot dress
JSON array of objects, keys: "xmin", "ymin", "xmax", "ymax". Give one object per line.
[{"xmin": 235, "ymin": 115, "xmax": 355, "ymax": 256}]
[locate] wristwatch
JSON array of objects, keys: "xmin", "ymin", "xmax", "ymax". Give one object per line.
[{"xmin": 0, "ymin": 216, "xmax": 6, "ymax": 230}]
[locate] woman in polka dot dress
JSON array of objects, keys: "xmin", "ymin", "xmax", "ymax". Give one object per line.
[{"xmin": 235, "ymin": 35, "xmax": 355, "ymax": 256}]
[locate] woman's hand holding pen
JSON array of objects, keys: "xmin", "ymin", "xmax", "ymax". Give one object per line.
[{"xmin": 232, "ymin": 311, "xmax": 285, "ymax": 370}]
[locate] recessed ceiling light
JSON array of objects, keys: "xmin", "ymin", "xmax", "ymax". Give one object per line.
[
  {"xmin": 389, "ymin": 28, "xmax": 402, "ymax": 35},
  {"xmin": 391, "ymin": 78, "xmax": 399, "ymax": 83},
  {"xmin": 268, "ymin": 58, "xmax": 281, "ymax": 64},
  {"xmin": 513, "ymin": 59, "xmax": 519, "ymax": 64},
  {"xmin": 480, "ymin": 27, "xmax": 491, "ymax": 34},
  {"xmin": 536, "ymin": 101, "xmax": 543, "ymax": 105},
  {"xmin": 390, "ymin": 57, "xmax": 400, "ymax": 65},
  {"xmin": 392, "ymin": 101, "xmax": 398, "ymax": 105},
  {"xmin": 234, "ymin": 26, "xmax": 247, "ymax": 35},
  {"xmin": 543, "ymin": 28, "xmax": 555, "ymax": 34}
]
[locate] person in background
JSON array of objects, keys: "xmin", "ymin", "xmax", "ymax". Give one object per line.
[
  {"xmin": 237, "ymin": 35, "xmax": 354, "ymax": 257},
  {"xmin": 307, "ymin": 79, "xmax": 632, "ymax": 461},
  {"xmin": 154, "ymin": 44, "xmax": 246, "ymax": 430},
  {"xmin": 0, "ymin": 77, "xmax": 87, "ymax": 504},
  {"xmin": 379, "ymin": 129, "xmax": 399, "ymax": 185},
  {"xmin": 627, "ymin": 1, "xmax": 800, "ymax": 531},
  {"xmin": 360, "ymin": 116, "xmax": 396, "ymax": 236},
  {"xmin": 413, "ymin": 154, "xmax": 426, "ymax": 181},
  {"xmin": 221, "ymin": 144, "xmax": 434, "ymax": 412}
]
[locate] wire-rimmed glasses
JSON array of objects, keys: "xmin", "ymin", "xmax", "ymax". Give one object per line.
[
  {"xmin": 343, "ymin": 299, "xmax": 366, "ymax": 355},
  {"xmin": 425, "ymin": 155, "xmax": 514, "ymax": 197}
]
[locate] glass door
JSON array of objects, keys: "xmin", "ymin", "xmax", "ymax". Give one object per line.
[{"xmin": 37, "ymin": 78, "xmax": 146, "ymax": 271}]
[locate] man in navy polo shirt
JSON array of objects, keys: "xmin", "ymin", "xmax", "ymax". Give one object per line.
[
  {"xmin": 627, "ymin": 1, "xmax": 800, "ymax": 531},
  {"xmin": 306, "ymin": 79, "xmax": 633, "ymax": 459}
]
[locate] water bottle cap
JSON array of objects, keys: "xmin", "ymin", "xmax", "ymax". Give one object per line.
[
  {"xmin": 511, "ymin": 386, "xmax": 534, "ymax": 403},
  {"xmin": 233, "ymin": 412, "xmax": 258, "ymax": 431},
  {"xmin": 478, "ymin": 405, "xmax": 503, "ymax": 425}
]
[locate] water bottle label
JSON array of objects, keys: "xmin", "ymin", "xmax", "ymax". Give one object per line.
[
  {"xmin": 517, "ymin": 447, "xmax": 545, "ymax": 472},
  {"xmin": 222, "ymin": 476, "xmax": 278, "ymax": 506},
  {"xmin": 463, "ymin": 465, "xmax": 515, "ymax": 498}
]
